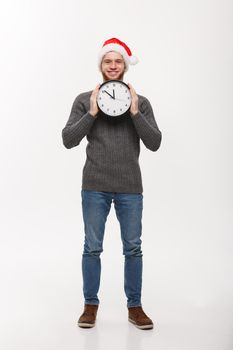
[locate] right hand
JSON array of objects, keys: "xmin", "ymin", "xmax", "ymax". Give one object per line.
[{"xmin": 89, "ymin": 84, "xmax": 100, "ymax": 117}]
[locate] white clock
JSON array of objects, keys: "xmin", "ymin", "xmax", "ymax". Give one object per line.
[{"xmin": 97, "ymin": 80, "xmax": 132, "ymax": 117}]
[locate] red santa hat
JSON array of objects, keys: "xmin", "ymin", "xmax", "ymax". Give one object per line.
[{"xmin": 98, "ymin": 37, "xmax": 139, "ymax": 72}]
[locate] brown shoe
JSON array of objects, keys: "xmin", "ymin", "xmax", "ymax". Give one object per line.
[
  {"xmin": 78, "ymin": 304, "xmax": 99, "ymax": 328},
  {"xmin": 128, "ymin": 306, "xmax": 154, "ymax": 330}
]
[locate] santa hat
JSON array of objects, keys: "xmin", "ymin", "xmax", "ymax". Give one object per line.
[{"xmin": 98, "ymin": 37, "xmax": 139, "ymax": 72}]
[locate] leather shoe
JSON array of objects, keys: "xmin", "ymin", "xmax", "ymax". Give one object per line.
[
  {"xmin": 128, "ymin": 306, "xmax": 154, "ymax": 330},
  {"xmin": 78, "ymin": 304, "xmax": 99, "ymax": 328}
]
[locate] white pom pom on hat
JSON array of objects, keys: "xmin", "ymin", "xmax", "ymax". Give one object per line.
[{"xmin": 98, "ymin": 37, "xmax": 139, "ymax": 72}]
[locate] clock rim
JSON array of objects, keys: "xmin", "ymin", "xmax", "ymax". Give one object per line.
[{"xmin": 99, "ymin": 79, "xmax": 130, "ymax": 90}]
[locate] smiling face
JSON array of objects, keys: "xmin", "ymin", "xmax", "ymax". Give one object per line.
[{"xmin": 101, "ymin": 51, "xmax": 126, "ymax": 81}]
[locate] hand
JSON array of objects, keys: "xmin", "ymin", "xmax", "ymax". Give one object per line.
[
  {"xmin": 89, "ymin": 84, "xmax": 100, "ymax": 117},
  {"xmin": 128, "ymin": 83, "xmax": 139, "ymax": 116}
]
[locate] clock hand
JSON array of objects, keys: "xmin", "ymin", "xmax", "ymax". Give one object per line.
[
  {"xmin": 103, "ymin": 90, "xmax": 114, "ymax": 99},
  {"xmin": 113, "ymin": 89, "xmax": 115, "ymax": 99}
]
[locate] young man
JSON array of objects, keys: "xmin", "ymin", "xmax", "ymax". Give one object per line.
[{"xmin": 62, "ymin": 38, "xmax": 162, "ymax": 330}]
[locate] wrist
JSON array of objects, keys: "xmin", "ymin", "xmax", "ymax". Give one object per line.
[
  {"xmin": 130, "ymin": 109, "xmax": 139, "ymax": 116},
  {"xmin": 89, "ymin": 110, "xmax": 97, "ymax": 118}
]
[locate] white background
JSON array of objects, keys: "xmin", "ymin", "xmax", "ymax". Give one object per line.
[{"xmin": 0, "ymin": 0, "xmax": 232, "ymax": 349}]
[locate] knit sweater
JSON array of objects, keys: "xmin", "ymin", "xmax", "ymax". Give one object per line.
[{"xmin": 62, "ymin": 90, "xmax": 162, "ymax": 193}]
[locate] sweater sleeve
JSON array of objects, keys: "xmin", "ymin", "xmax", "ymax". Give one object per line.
[
  {"xmin": 130, "ymin": 97, "xmax": 162, "ymax": 152},
  {"xmin": 62, "ymin": 94, "xmax": 96, "ymax": 149}
]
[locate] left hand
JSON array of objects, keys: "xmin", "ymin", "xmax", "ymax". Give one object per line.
[{"xmin": 128, "ymin": 83, "xmax": 139, "ymax": 116}]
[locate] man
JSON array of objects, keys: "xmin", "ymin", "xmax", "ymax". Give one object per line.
[{"xmin": 62, "ymin": 38, "xmax": 162, "ymax": 330}]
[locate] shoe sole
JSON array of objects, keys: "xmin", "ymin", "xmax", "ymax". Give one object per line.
[
  {"xmin": 128, "ymin": 318, "xmax": 154, "ymax": 330},
  {"xmin": 77, "ymin": 322, "xmax": 95, "ymax": 328}
]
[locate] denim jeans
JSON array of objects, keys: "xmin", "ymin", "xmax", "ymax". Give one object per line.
[{"xmin": 81, "ymin": 190, "xmax": 143, "ymax": 308}]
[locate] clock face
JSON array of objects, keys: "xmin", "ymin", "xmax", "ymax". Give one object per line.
[{"xmin": 97, "ymin": 80, "xmax": 132, "ymax": 117}]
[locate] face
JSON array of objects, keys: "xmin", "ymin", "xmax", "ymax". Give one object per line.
[{"xmin": 101, "ymin": 51, "xmax": 126, "ymax": 81}]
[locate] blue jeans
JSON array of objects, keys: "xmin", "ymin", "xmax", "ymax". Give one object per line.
[{"xmin": 81, "ymin": 190, "xmax": 143, "ymax": 308}]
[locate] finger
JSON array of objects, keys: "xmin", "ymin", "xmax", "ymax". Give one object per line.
[
  {"xmin": 93, "ymin": 84, "xmax": 100, "ymax": 92},
  {"xmin": 94, "ymin": 84, "xmax": 100, "ymax": 94},
  {"xmin": 92, "ymin": 85, "xmax": 100, "ymax": 98},
  {"xmin": 128, "ymin": 83, "xmax": 136, "ymax": 94}
]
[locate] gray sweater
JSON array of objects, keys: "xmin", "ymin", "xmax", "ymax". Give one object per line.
[{"xmin": 62, "ymin": 90, "xmax": 162, "ymax": 193}]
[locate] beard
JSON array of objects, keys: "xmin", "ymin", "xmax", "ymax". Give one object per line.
[{"xmin": 102, "ymin": 71, "xmax": 125, "ymax": 82}]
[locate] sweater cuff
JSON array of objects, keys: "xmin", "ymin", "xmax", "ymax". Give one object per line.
[
  {"xmin": 130, "ymin": 110, "xmax": 150, "ymax": 132},
  {"xmin": 130, "ymin": 110, "xmax": 143, "ymax": 121},
  {"xmin": 86, "ymin": 111, "xmax": 98, "ymax": 121}
]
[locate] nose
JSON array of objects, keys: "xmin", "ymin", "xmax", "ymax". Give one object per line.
[{"xmin": 110, "ymin": 61, "xmax": 117, "ymax": 69}]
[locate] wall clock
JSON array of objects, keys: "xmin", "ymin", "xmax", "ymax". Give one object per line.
[{"xmin": 97, "ymin": 80, "xmax": 132, "ymax": 117}]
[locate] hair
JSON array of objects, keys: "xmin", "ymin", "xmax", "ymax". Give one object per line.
[{"xmin": 101, "ymin": 71, "xmax": 125, "ymax": 82}]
